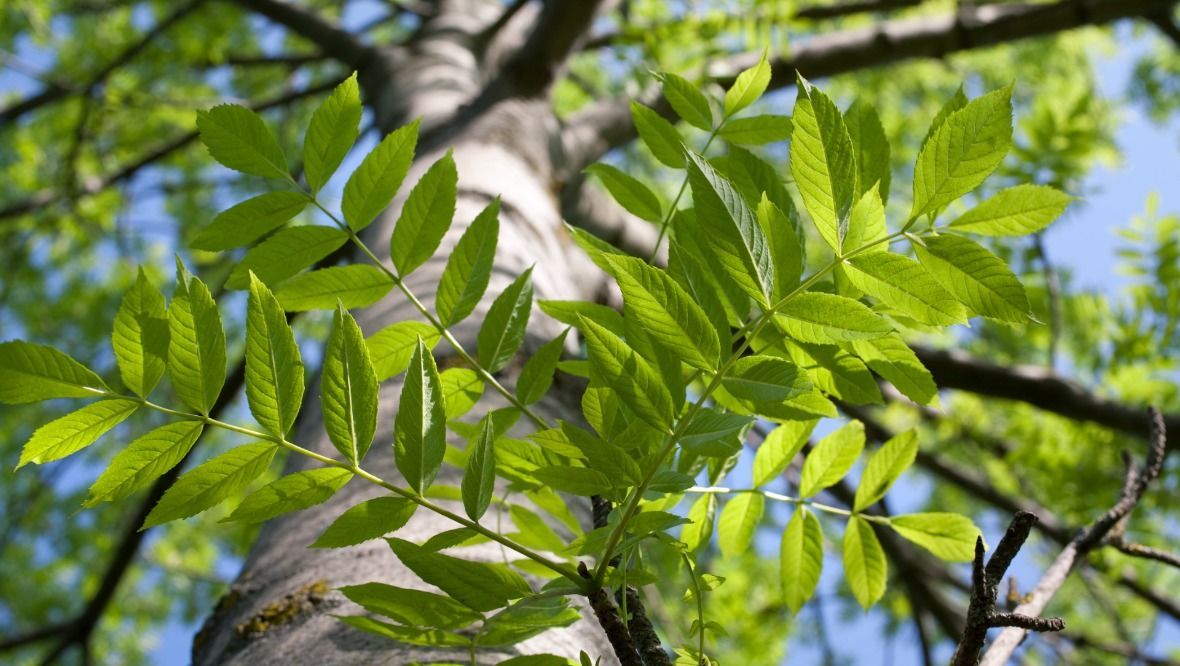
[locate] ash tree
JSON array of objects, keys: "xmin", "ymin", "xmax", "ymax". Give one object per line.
[{"xmin": 0, "ymin": 1, "xmax": 1178, "ymax": 665}]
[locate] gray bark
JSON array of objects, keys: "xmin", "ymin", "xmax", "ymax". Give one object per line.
[{"xmin": 194, "ymin": 2, "xmax": 616, "ymax": 663}]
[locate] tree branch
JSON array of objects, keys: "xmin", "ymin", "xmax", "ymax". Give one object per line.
[
  {"xmin": 0, "ymin": 0, "xmax": 208, "ymax": 126},
  {"xmin": 227, "ymin": 0, "xmax": 373, "ymax": 69},
  {"xmin": 845, "ymin": 402, "xmax": 1180, "ymax": 626},
  {"xmin": 952, "ymin": 513, "xmax": 1064, "ymax": 665},
  {"xmin": 979, "ymin": 408, "xmax": 1169, "ymax": 665},
  {"xmin": 561, "ymin": 0, "xmax": 1180, "ymax": 171},
  {"xmin": 493, "ymin": 0, "xmax": 607, "ymax": 96},
  {"xmin": 0, "ymin": 75, "xmax": 346, "ymax": 222},
  {"xmin": 911, "ymin": 345, "xmax": 1180, "ymax": 445},
  {"xmin": 794, "ymin": 0, "xmax": 926, "ymax": 21}
]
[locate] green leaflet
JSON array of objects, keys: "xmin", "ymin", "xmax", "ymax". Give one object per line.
[
  {"xmin": 889, "ymin": 513, "xmax": 980, "ymax": 562},
  {"xmin": 781, "ymin": 507, "xmax": 823, "ymax": 614},
  {"xmin": 339, "ymin": 582, "xmax": 482, "ymax": 630},
  {"xmin": 843, "ymin": 98, "xmax": 891, "ymax": 204},
  {"xmin": 226, "ymin": 226, "xmax": 349, "ymax": 290},
  {"xmin": 245, "ymin": 274, "xmax": 305, "ymax": 438},
  {"xmin": 85, "ymin": 421, "xmax": 204, "ymax": 506},
  {"xmin": 509, "ymin": 504, "xmax": 565, "ymax": 552},
  {"xmin": 498, "ymin": 655, "xmax": 573, "ymax": 666},
  {"xmin": 680, "ymin": 493, "xmax": 716, "ymax": 553},
  {"xmin": 755, "ymin": 195, "xmax": 804, "ymax": 299},
  {"xmin": 143, "ymin": 441, "xmax": 277, "ymax": 528},
  {"xmin": 322, "ymin": 306, "xmax": 379, "ymax": 465},
  {"xmin": 436, "ymin": 199, "xmax": 499, "ymax": 327},
  {"xmin": 226, "ymin": 467, "xmax": 352, "ymax": 523},
  {"xmin": 311, "ymin": 496, "xmax": 418, "ymax": 548},
  {"xmin": 565, "ymin": 224, "xmax": 629, "ymax": 274},
  {"xmin": 849, "ymin": 334, "xmax": 938, "ymax": 406},
  {"xmin": 844, "ymin": 253, "xmax": 967, "ymax": 325},
  {"xmin": 516, "ymin": 328, "xmax": 568, "ymax": 405},
  {"xmin": 791, "ymin": 74, "xmax": 857, "ymax": 252},
  {"xmin": 679, "ymin": 408, "xmax": 752, "ymax": 458},
  {"xmin": 479, "ymin": 596, "xmax": 580, "ymax": 647},
  {"xmin": 342, "ymin": 119, "xmax": 420, "ymax": 232},
  {"xmin": 631, "ymin": 101, "xmax": 686, "ymax": 168},
  {"xmin": 723, "ymin": 51, "xmax": 770, "ymax": 117},
  {"xmin": 461, "ymin": 417, "xmax": 497, "ymax": 520},
  {"xmin": 539, "ymin": 300, "xmax": 625, "ymax": 336},
  {"xmin": 169, "ymin": 264, "xmax": 227, "ymax": 414},
  {"xmin": 787, "ymin": 342, "xmax": 883, "ymax": 406},
  {"xmin": 911, "ymin": 85, "xmax": 1013, "ymax": 220},
  {"xmin": 752, "ymin": 419, "xmax": 816, "ymax": 486},
  {"xmin": 196, "ymin": 104, "xmax": 289, "ymax": 180},
  {"xmin": 112, "ymin": 269, "xmax": 169, "ymax": 398},
  {"xmin": 303, "ymin": 73, "xmax": 361, "ymax": 194},
  {"xmin": 853, "ymin": 430, "xmax": 918, "ymax": 512},
  {"xmin": 603, "ymin": 254, "xmax": 720, "ymax": 371},
  {"xmin": 477, "ymin": 269, "xmax": 534, "ymax": 373},
  {"xmin": 336, "ymin": 615, "xmax": 468, "ymax": 647},
  {"xmin": 717, "ymin": 492, "xmax": 763, "ymax": 557},
  {"xmin": 799, "ymin": 420, "xmax": 865, "ymax": 498},
  {"xmin": 390, "ymin": 151, "xmax": 457, "ymax": 276},
  {"xmin": 774, "ymin": 292, "xmax": 892, "ymax": 344},
  {"xmin": 585, "ymin": 163, "xmax": 663, "ymax": 223},
  {"xmin": 440, "ymin": 368, "xmax": 483, "ymax": 419},
  {"xmin": 843, "ymin": 516, "xmax": 887, "ymax": 610},
  {"xmin": 387, "ymin": 537, "xmax": 532, "ymax": 612},
  {"xmin": 921, "ymin": 85, "xmax": 968, "ymax": 151},
  {"xmin": 530, "ymin": 466, "xmax": 613, "ymax": 496},
  {"xmin": 659, "ymin": 72, "xmax": 713, "ymax": 131},
  {"xmin": 578, "ymin": 316, "xmax": 675, "ymax": 433},
  {"xmin": 367, "ymin": 321, "xmax": 441, "ymax": 381},
  {"xmin": 394, "ymin": 339, "xmax": 446, "ymax": 494},
  {"xmin": 0, "ymin": 341, "xmax": 109, "ymax": 404},
  {"xmin": 686, "ymin": 152, "xmax": 775, "ymax": 307},
  {"xmin": 842, "ymin": 185, "xmax": 888, "ymax": 257},
  {"xmin": 673, "ymin": 208, "xmax": 754, "ymax": 325},
  {"xmin": 914, "ymin": 234, "xmax": 1031, "ymax": 322},
  {"xmin": 949, "ymin": 184, "xmax": 1072, "ymax": 236},
  {"xmin": 721, "ymin": 355, "xmax": 808, "ymax": 403},
  {"xmin": 274, "ymin": 265, "xmax": 393, "ymax": 311},
  {"xmin": 18, "ymin": 398, "xmax": 138, "ymax": 468},
  {"xmin": 717, "ymin": 115, "xmax": 792, "ymax": 145},
  {"xmin": 191, "ymin": 190, "xmax": 308, "ymax": 251}
]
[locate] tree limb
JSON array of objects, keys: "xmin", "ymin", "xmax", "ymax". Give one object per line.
[
  {"xmin": 0, "ymin": 0, "xmax": 208, "ymax": 126},
  {"xmin": 795, "ymin": 0, "xmax": 926, "ymax": 21},
  {"xmin": 0, "ymin": 75, "xmax": 346, "ymax": 222},
  {"xmin": 979, "ymin": 408, "xmax": 1169, "ymax": 665},
  {"xmin": 492, "ymin": 0, "xmax": 607, "ymax": 96},
  {"xmin": 227, "ymin": 0, "xmax": 373, "ymax": 69},
  {"xmin": 911, "ymin": 345, "xmax": 1180, "ymax": 445},
  {"xmin": 561, "ymin": 0, "xmax": 1180, "ymax": 172}
]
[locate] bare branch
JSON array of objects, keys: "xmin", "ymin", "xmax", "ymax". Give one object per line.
[
  {"xmin": 952, "ymin": 514, "xmax": 1063, "ymax": 666},
  {"xmin": 795, "ymin": 0, "xmax": 925, "ymax": 20},
  {"xmin": 561, "ymin": 0, "xmax": 1180, "ymax": 171},
  {"xmin": 912, "ymin": 345, "xmax": 1180, "ymax": 444},
  {"xmin": 979, "ymin": 409, "xmax": 1169, "ymax": 665},
  {"xmin": 228, "ymin": 0, "xmax": 373, "ymax": 69}
]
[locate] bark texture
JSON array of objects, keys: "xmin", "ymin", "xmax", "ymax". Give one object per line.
[{"xmin": 194, "ymin": 1, "xmax": 615, "ymax": 663}]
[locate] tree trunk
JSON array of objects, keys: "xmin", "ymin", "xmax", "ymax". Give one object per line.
[{"xmin": 193, "ymin": 2, "xmax": 616, "ymax": 663}]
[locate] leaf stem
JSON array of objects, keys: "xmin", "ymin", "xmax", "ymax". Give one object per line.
[
  {"xmin": 683, "ymin": 486, "xmax": 890, "ymax": 524},
  {"xmin": 649, "ymin": 127, "xmax": 721, "ymax": 263},
  {"xmin": 309, "ymin": 197, "xmax": 549, "ymax": 430},
  {"xmin": 130, "ymin": 395, "xmax": 585, "ymax": 586}
]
